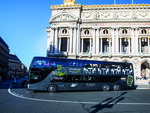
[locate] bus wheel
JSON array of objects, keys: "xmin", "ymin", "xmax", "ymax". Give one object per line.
[
  {"xmin": 48, "ymin": 85, "xmax": 58, "ymax": 93},
  {"xmin": 113, "ymin": 84, "xmax": 120, "ymax": 91},
  {"xmin": 103, "ymin": 84, "xmax": 110, "ymax": 91}
]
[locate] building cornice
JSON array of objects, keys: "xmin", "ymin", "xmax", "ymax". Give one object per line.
[
  {"xmin": 82, "ymin": 4, "xmax": 150, "ymax": 9},
  {"xmin": 51, "ymin": 4, "xmax": 82, "ymax": 9},
  {"xmin": 51, "ymin": 3, "xmax": 150, "ymax": 9}
]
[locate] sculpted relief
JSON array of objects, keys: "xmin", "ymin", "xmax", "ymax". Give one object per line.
[
  {"xmin": 83, "ymin": 12, "xmax": 91, "ymax": 18},
  {"xmin": 52, "ymin": 14, "xmax": 76, "ymax": 21},
  {"xmin": 137, "ymin": 11, "xmax": 149, "ymax": 17},
  {"xmin": 101, "ymin": 11, "xmax": 111, "ymax": 18},
  {"xmin": 82, "ymin": 11, "xmax": 97, "ymax": 19},
  {"xmin": 82, "ymin": 11, "xmax": 112, "ymax": 20},
  {"xmin": 119, "ymin": 11, "xmax": 129, "ymax": 17},
  {"xmin": 81, "ymin": 9, "xmax": 150, "ymax": 20}
]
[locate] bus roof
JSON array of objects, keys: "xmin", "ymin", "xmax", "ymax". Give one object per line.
[{"xmin": 30, "ymin": 56, "xmax": 131, "ymax": 68}]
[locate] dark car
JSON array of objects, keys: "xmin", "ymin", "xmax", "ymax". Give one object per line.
[{"xmin": 21, "ymin": 80, "xmax": 28, "ymax": 88}]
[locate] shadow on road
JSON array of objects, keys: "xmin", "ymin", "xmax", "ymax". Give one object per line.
[{"xmin": 82, "ymin": 92, "xmax": 127, "ymax": 113}]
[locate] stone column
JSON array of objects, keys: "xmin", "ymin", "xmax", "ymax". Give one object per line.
[
  {"xmin": 96, "ymin": 29, "xmax": 100, "ymax": 55},
  {"xmin": 47, "ymin": 29, "xmax": 51, "ymax": 53},
  {"xmin": 139, "ymin": 37, "xmax": 141, "ymax": 53},
  {"xmin": 131, "ymin": 28, "xmax": 134, "ymax": 54},
  {"xmin": 135, "ymin": 28, "xmax": 139, "ymax": 54},
  {"xmin": 73, "ymin": 28, "xmax": 77, "ymax": 55},
  {"xmin": 69, "ymin": 28, "xmax": 73, "ymax": 53},
  {"xmin": 109, "ymin": 37, "xmax": 112, "ymax": 54},
  {"xmin": 51, "ymin": 28, "xmax": 55, "ymax": 53},
  {"xmin": 58, "ymin": 37, "xmax": 61, "ymax": 52},
  {"xmin": 92, "ymin": 29, "xmax": 96, "ymax": 54},
  {"xmin": 67, "ymin": 37, "xmax": 70, "ymax": 52},
  {"xmin": 148, "ymin": 37, "xmax": 150, "ymax": 53},
  {"xmin": 90, "ymin": 38, "xmax": 92, "ymax": 53},
  {"xmin": 100, "ymin": 37, "xmax": 103, "ymax": 54},
  {"xmin": 116, "ymin": 28, "xmax": 119, "ymax": 54},
  {"xmin": 77, "ymin": 24, "xmax": 80, "ymax": 54},
  {"xmin": 54, "ymin": 28, "xmax": 58, "ymax": 53},
  {"xmin": 120, "ymin": 37, "xmax": 122, "ymax": 53},
  {"xmin": 111, "ymin": 28, "xmax": 115, "ymax": 54},
  {"xmin": 128, "ymin": 37, "xmax": 131, "ymax": 53},
  {"xmin": 81, "ymin": 38, "xmax": 84, "ymax": 53}
]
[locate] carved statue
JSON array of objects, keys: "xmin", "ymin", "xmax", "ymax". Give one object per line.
[{"xmin": 64, "ymin": 0, "xmax": 76, "ymax": 5}]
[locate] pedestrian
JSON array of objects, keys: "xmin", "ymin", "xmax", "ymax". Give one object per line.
[{"xmin": 0, "ymin": 76, "xmax": 1, "ymax": 85}]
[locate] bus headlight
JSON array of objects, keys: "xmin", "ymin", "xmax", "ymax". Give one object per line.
[{"xmin": 121, "ymin": 77, "xmax": 126, "ymax": 81}]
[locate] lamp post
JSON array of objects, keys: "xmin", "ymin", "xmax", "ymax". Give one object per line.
[{"xmin": 12, "ymin": 69, "xmax": 18, "ymax": 84}]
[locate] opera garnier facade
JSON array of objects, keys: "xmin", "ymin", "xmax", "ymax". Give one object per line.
[{"xmin": 47, "ymin": 0, "xmax": 150, "ymax": 82}]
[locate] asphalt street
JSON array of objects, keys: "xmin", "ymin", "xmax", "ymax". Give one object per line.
[{"xmin": 0, "ymin": 80, "xmax": 150, "ymax": 113}]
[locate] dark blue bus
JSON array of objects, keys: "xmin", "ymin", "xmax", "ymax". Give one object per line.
[{"xmin": 27, "ymin": 57, "xmax": 134, "ymax": 92}]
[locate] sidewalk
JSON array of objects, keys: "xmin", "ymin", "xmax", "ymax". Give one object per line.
[
  {"xmin": 136, "ymin": 85, "xmax": 150, "ymax": 89},
  {"xmin": 1, "ymin": 79, "xmax": 14, "ymax": 85},
  {"xmin": 0, "ymin": 78, "xmax": 26, "ymax": 85},
  {"xmin": 135, "ymin": 79, "xmax": 150, "ymax": 89}
]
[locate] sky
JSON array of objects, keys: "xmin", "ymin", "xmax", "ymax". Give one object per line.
[{"xmin": 0, "ymin": 0, "xmax": 150, "ymax": 69}]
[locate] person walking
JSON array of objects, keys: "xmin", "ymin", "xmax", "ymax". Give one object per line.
[{"xmin": 0, "ymin": 76, "xmax": 1, "ymax": 85}]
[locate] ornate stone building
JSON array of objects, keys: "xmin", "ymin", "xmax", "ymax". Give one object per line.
[
  {"xmin": 47, "ymin": 0, "xmax": 150, "ymax": 80},
  {"xmin": 0, "ymin": 37, "xmax": 9, "ymax": 79}
]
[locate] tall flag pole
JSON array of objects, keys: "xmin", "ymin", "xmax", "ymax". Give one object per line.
[
  {"xmin": 114, "ymin": 0, "xmax": 116, "ymax": 5},
  {"xmin": 132, "ymin": 0, "xmax": 134, "ymax": 4}
]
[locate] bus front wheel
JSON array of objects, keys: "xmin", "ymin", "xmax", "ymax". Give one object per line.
[
  {"xmin": 48, "ymin": 84, "xmax": 58, "ymax": 93},
  {"xmin": 103, "ymin": 84, "xmax": 110, "ymax": 91}
]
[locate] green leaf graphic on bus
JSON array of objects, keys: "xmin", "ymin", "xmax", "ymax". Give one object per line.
[
  {"xmin": 127, "ymin": 75, "xmax": 133, "ymax": 87},
  {"xmin": 57, "ymin": 65, "xmax": 66, "ymax": 77},
  {"xmin": 57, "ymin": 71, "xmax": 66, "ymax": 77}
]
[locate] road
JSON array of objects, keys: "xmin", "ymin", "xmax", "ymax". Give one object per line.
[{"xmin": 0, "ymin": 81, "xmax": 150, "ymax": 113}]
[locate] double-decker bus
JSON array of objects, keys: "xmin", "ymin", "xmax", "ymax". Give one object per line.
[{"xmin": 27, "ymin": 57, "xmax": 134, "ymax": 92}]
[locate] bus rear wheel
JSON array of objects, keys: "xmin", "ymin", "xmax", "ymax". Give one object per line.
[
  {"xmin": 48, "ymin": 84, "xmax": 58, "ymax": 93},
  {"xmin": 103, "ymin": 84, "xmax": 110, "ymax": 91},
  {"xmin": 113, "ymin": 84, "xmax": 120, "ymax": 91}
]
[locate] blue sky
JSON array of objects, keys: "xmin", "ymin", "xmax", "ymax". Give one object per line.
[{"xmin": 0, "ymin": 0, "xmax": 150, "ymax": 68}]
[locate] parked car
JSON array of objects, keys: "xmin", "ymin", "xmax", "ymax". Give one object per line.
[{"xmin": 21, "ymin": 80, "xmax": 28, "ymax": 88}]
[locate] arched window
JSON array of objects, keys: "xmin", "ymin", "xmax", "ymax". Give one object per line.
[
  {"xmin": 62, "ymin": 29, "xmax": 67, "ymax": 34},
  {"xmin": 122, "ymin": 29, "xmax": 128, "ymax": 34},
  {"xmin": 103, "ymin": 29, "xmax": 108, "ymax": 34},
  {"xmin": 141, "ymin": 29, "xmax": 147, "ymax": 34},
  {"xmin": 84, "ymin": 29, "xmax": 90, "ymax": 35}
]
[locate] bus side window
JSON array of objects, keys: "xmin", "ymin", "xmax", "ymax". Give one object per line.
[
  {"xmin": 124, "ymin": 64, "xmax": 133, "ymax": 75},
  {"xmin": 101, "ymin": 64, "xmax": 110, "ymax": 75},
  {"xmin": 32, "ymin": 58, "xmax": 50, "ymax": 68},
  {"xmin": 82, "ymin": 61, "xmax": 90, "ymax": 67},
  {"xmin": 68, "ymin": 60, "xmax": 82, "ymax": 67},
  {"xmin": 51, "ymin": 58, "xmax": 67, "ymax": 67},
  {"xmin": 122, "ymin": 69, "xmax": 126, "ymax": 75},
  {"xmin": 111, "ymin": 64, "xmax": 122, "ymax": 75},
  {"xmin": 83, "ymin": 61, "xmax": 98, "ymax": 68}
]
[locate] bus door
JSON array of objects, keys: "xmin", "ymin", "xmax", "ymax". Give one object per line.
[{"xmin": 28, "ymin": 68, "xmax": 40, "ymax": 89}]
